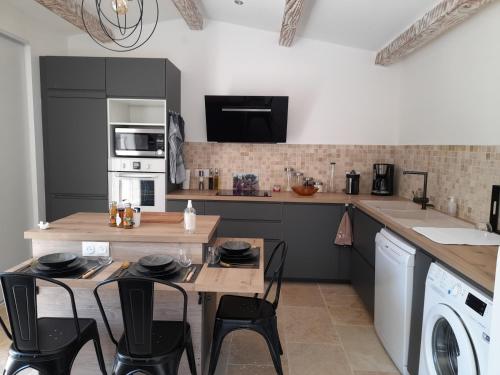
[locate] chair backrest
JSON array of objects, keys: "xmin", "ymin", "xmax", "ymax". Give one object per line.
[
  {"xmin": 259, "ymin": 241, "xmax": 288, "ymax": 310},
  {"xmin": 0, "ymin": 272, "xmax": 80, "ymax": 353},
  {"xmin": 93, "ymin": 276, "xmax": 188, "ymax": 358}
]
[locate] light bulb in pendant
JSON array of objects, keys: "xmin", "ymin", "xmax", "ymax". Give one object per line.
[{"xmin": 112, "ymin": 0, "xmax": 128, "ymax": 15}]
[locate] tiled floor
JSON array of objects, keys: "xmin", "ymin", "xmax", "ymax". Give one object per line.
[
  {"xmin": 213, "ymin": 282, "xmax": 399, "ymax": 375},
  {"xmin": 0, "ymin": 282, "xmax": 399, "ymax": 375}
]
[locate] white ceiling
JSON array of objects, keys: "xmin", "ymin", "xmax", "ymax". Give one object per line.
[{"xmin": 6, "ymin": 0, "xmax": 441, "ymax": 51}]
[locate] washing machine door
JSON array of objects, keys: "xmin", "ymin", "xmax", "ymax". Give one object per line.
[{"xmin": 422, "ymin": 303, "xmax": 478, "ymax": 375}]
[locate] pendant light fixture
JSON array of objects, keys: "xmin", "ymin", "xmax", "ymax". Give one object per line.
[{"xmin": 81, "ymin": 0, "xmax": 159, "ymax": 52}]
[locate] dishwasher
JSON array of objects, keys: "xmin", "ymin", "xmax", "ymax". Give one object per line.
[{"xmin": 374, "ymin": 228, "xmax": 416, "ymax": 375}]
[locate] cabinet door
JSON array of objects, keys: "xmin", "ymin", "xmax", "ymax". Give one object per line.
[
  {"xmin": 283, "ymin": 204, "xmax": 346, "ymax": 281},
  {"xmin": 44, "ymin": 97, "xmax": 107, "ymax": 196},
  {"xmin": 106, "ymin": 58, "xmax": 166, "ymax": 98},
  {"xmin": 352, "ymin": 207, "xmax": 383, "ymax": 267},
  {"xmin": 48, "ymin": 195, "xmax": 107, "ymax": 221},
  {"xmin": 407, "ymin": 250, "xmax": 433, "ymax": 375},
  {"xmin": 42, "ymin": 57, "xmax": 105, "ymax": 91},
  {"xmin": 351, "ymin": 248, "xmax": 375, "ymax": 317}
]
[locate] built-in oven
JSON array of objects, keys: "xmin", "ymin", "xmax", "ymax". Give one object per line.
[
  {"xmin": 112, "ymin": 127, "xmax": 165, "ymax": 158},
  {"xmin": 109, "ymin": 172, "xmax": 165, "ymax": 212}
]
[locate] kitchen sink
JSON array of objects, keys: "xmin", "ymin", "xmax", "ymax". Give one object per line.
[
  {"xmin": 360, "ymin": 200, "xmax": 422, "ymax": 211},
  {"xmin": 360, "ymin": 200, "xmax": 472, "ymax": 229}
]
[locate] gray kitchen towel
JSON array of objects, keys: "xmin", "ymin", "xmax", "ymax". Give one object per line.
[{"xmin": 168, "ymin": 113, "xmax": 186, "ymax": 184}]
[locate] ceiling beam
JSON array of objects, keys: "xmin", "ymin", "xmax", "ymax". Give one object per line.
[
  {"xmin": 279, "ymin": 0, "xmax": 305, "ymax": 47},
  {"xmin": 375, "ymin": 0, "xmax": 496, "ymax": 66},
  {"xmin": 34, "ymin": 0, "xmax": 113, "ymax": 43},
  {"xmin": 170, "ymin": 0, "xmax": 204, "ymax": 30}
]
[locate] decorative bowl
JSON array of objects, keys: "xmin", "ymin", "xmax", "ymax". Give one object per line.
[{"xmin": 291, "ymin": 185, "xmax": 319, "ymax": 196}]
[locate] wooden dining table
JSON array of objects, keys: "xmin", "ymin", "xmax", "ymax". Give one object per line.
[{"xmin": 8, "ymin": 212, "xmax": 266, "ymax": 375}]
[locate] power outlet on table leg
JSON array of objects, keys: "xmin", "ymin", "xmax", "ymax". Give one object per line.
[{"xmin": 82, "ymin": 241, "xmax": 110, "ymax": 257}]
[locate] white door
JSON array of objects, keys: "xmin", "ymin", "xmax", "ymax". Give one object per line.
[{"xmin": 421, "ymin": 304, "xmax": 478, "ymax": 375}]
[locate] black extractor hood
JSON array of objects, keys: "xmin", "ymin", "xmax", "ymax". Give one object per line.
[{"xmin": 205, "ymin": 96, "xmax": 288, "ymax": 143}]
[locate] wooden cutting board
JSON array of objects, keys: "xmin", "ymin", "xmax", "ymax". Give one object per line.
[{"xmin": 140, "ymin": 212, "xmax": 184, "ymax": 224}]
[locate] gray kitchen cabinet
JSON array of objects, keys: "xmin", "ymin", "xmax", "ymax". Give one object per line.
[
  {"xmin": 351, "ymin": 248, "xmax": 375, "ymax": 316},
  {"xmin": 41, "ymin": 57, "xmax": 105, "ymax": 92},
  {"xmin": 407, "ymin": 250, "xmax": 433, "ymax": 375},
  {"xmin": 106, "ymin": 58, "xmax": 166, "ymax": 98},
  {"xmin": 48, "ymin": 195, "xmax": 108, "ymax": 221},
  {"xmin": 205, "ymin": 201, "xmax": 282, "ymax": 221},
  {"xmin": 283, "ymin": 203, "xmax": 348, "ymax": 281},
  {"xmin": 351, "ymin": 207, "xmax": 384, "ymax": 315},
  {"xmin": 166, "ymin": 200, "xmax": 205, "ymax": 215},
  {"xmin": 43, "ymin": 97, "xmax": 107, "ymax": 221},
  {"xmin": 352, "ymin": 207, "xmax": 384, "ymax": 267}
]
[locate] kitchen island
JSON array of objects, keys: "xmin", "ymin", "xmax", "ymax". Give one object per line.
[{"xmin": 14, "ymin": 213, "xmax": 265, "ymax": 375}]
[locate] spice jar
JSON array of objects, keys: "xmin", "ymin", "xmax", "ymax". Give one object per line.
[
  {"xmin": 123, "ymin": 203, "xmax": 134, "ymax": 229},
  {"xmin": 108, "ymin": 201, "xmax": 117, "ymax": 227},
  {"xmin": 294, "ymin": 172, "xmax": 304, "ymax": 187}
]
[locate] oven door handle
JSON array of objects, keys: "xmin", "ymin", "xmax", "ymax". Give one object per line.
[{"xmin": 116, "ymin": 174, "xmax": 158, "ymax": 179}]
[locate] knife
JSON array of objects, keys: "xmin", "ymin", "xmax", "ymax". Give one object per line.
[
  {"xmin": 219, "ymin": 261, "xmax": 256, "ymax": 269},
  {"xmin": 185, "ymin": 267, "xmax": 197, "ymax": 282},
  {"xmin": 182, "ymin": 266, "xmax": 194, "ymax": 282},
  {"xmin": 81, "ymin": 264, "xmax": 104, "ymax": 279}
]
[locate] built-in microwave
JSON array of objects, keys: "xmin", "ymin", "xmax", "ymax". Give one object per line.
[
  {"xmin": 109, "ymin": 171, "xmax": 165, "ymax": 212},
  {"xmin": 112, "ymin": 127, "xmax": 165, "ymax": 158}
]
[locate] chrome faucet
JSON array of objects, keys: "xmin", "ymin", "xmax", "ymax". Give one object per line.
[{"xmin": 403, "ymin": 171, "xmax": 429, "ymax": 210}]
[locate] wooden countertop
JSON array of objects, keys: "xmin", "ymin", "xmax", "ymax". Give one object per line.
[
  {"xmin": 168, "ymin": 190, "xmax": 497, "ymax": 293},
  {"xmin": 167, "ymin": 189, "xmax": 395, "ymax": 204},
  {"xmin": 355, "ymin": 201, "xmax": 498, "ymax": 294},
  {"xmin": 24, "ymin": 212, "xmax": 220, "ymax": 244},
  {"xmin": 9, "ymin": 237, "xmax": 265, "ymax": 294}
]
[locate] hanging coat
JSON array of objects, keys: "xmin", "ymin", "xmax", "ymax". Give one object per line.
[{"xmin": 168, "ymin": 113, "xmax": 186, "ymax": 184}]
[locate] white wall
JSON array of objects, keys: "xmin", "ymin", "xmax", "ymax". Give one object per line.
[
  {"xmin": 397, "ymin": 2, "xmax": 500, "ymax": 145},
  {"xmin": 67, "ymin": 20, "xmax": 400, "ymax": 145},
  {"xmin": 0, "ymin": 1, "xmax": 67, "ymax": 230},
  {"xmin": 0, "ymin": 34, "xmax": 34, "ymax": 269}
]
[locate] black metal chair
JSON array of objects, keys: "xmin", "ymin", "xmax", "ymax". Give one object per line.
[
  {"xmin": 208, "ymin": 241, "xmax": 288, "ymax": 375},
  {"xmin": 94, "ymin": 276, "xmax": 197, "ymax": 375},
  {"xmin": 0, "ymin": 272, "xmax": 107, "ymax": 375}
]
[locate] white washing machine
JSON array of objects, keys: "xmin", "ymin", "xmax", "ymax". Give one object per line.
[{"xmin": 419, "ymin": 263, "xmax": 493, "ymax": 375}]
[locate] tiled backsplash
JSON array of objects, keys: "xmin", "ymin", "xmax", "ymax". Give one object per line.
[{"xmin": 183, "ymin": 143, "xmax": 500, "ymax": 224}]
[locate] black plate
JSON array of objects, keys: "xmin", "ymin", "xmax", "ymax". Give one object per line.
[
  {"xmin": 220, "ymin": 248, "xmax": 259, "ymax": 262},
  {"xmin": 31, "ymin": 258, "xmax": 88, "ymax": 276},
  {"xmin": 38, "ymin": 253, "xmax": 78, "ymax": 268},
  {"xmin": 221, "ymin": 241, "xmax": 252, "ymax": 253},
  {"xmin": 128, "ymin": 262, "xmax": 180, "ymax": 278},
  {"xmin": 219, "ymin": 247, "xmax": 253, "ymax": 259},
  {"xmin": 138, "ymin": 255, "xmax": 174, "ymax": 270},
  {"xmin": 134, "ymin": 261, "xmax": 177, "ymax": 275}
]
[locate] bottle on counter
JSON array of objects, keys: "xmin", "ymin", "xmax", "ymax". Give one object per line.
[
  {"xmin": 208, "ymin": 168, "xmax": 214, "ymax": 190},
  {"xmin": 214, "ymin": 168, "xmax": 220, "ymax": 190},
  {"xmin": 447, "ymin": 196, "xmax": 458, "ymax": 217},
  {"xmin": 123, "ymin": 203, "xmax": 134, "ymax": 229},
  {"xmin": 328, "ymin": 162, "xmax": 336, "ymax": 193},
  {"xmin": 184, "ymin": 200, "xmax": 196, "ymax": 233},
  {"xmin": 116, "ymin": 201, "xmax": 125, "ymax": 228},
  {"xmin": 108, "ymin": 201, "xmax": 118, "ymax": 227},
  {"xmin": 198, "ymin": 170, "xmax": 205, "ymax": 190}
]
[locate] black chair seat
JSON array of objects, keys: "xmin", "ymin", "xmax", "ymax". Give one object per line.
[
  {"xmin": 36, "ymin": 317, "xmax": 95, "ymax": 352},
  {"xmin": 217, "ymin": 295, "xmax": 275, "ymax": 321},
  {"xmin": 117, "ymin": 321, "xmax": 188, "ymax": 357}
]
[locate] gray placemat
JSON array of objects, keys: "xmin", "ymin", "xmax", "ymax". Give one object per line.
[{"xmin": 108, "ymin": 263, "xmax": 201, "ymax": 283}]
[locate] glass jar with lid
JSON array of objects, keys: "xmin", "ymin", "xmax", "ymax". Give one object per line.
[{"xmin": 294, "ymin": 172, "xmax": 304, "ymax": 187}]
